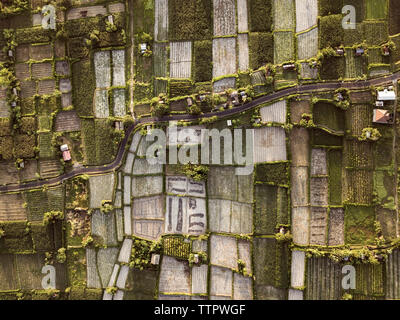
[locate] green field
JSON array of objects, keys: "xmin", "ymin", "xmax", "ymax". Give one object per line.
[{"xmin": 366, "ymin": 0, "xmax": 387, "ymax": 20}]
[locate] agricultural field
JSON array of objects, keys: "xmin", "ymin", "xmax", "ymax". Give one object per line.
[
  {"xmin": 213, "ymin": 0, "xmax": 236, "ymax": 36},
  {"xmin": 295, "ymin": 0, "xmax": 318, "ymax": 32},
  {"xmin": 297, "ymin": 27, "xmax": 319, "ymax": 60},
  {"xmin": 274, "ymin": 0, "xmax": 295, "ymax": 31},
  {"xmin": 274, "ymin": 32, "xmax": 294, "ymax": 65},
  {"xmin": 366, "ymin": 0, "xmax": 387, "ymax": 20},
  {"xmin": 169, "ymin": 41, "xmax": 192, "ymax": 79},
  {"xmin": 212, "ymin": 38, "xmax": 237, "ymax": 78}
]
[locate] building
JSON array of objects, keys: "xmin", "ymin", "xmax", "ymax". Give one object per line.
[
  {"xmin": 355, "ymin": 48, "xmax": 365, "ymax": 56},
  {"xmin": 373, "ymin": 109, "xmax": 393, "ymax": 124},
  {"xmin": 60, "ymin": 144, "xmax": 72, "ymax": 162},
  {"xmin": 377, "ymin": 89, "xmax": 396, "ymax": 101}
]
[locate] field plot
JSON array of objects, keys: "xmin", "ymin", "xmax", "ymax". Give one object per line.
[
  {"xmin": 207, "ymin": 166, "xmax": 253, "ymax": 203},
  {"xmin": 290, "ymin": 128, "xmax": 309, "ymax": 166},
  {"xmin": 210, "ymin": 266, "xmax": 233, "ymax": 298},
  {"xmin": 55, "ymin": 111, "xmax": 81, "ymax": 132},
  {"xmin": 87, "ymin": 248, "xmax": 101, "ymax": 288},
  {"xmin": 310, "ymin": 177, "xmax": 328, "ymax": 206},
  {"xmin": 19, "ymin": 159, "xmax": 38, "ymax": 181},
  {"xmin": 311, "ymin": 148, "xmax": 327, "ymax": 176},
  {"xmin": 366, "ymin": 0, "xmax": 387, "ymax": 20},
  {"xmin": 91, "ymin": 210, "xmax": 117, "ymax": 246},
  {"xmin": 345, "ymin": 170, "xmax": 373, "ymax": 204},
  {"xmin": 213, "ymin": 0, "xmax": 236, "ymax": 36},
  {"xmin": 309, "ymin": 207, "xmax": 327, "ymax": 245},
  {"xmin": 155, "ymin": 0, "xmax": 168, "ymax": 41},
  {"xmin": 208, "ymin": 199, "xmax": 252, "ymax": 234},
  {"xmin": 295, "ymin": 0, "xmax": 318, "ymax": 32},
  {"xmin": 132, "ymin": 175, "xmax": 163, "ymax": 197},
  {"xmin": 345, "ymin": 49, "xmax": 365, "ymax": 79},
  {"xmin": 306, "ymin": 257, "xmax": 342, "ymax": 300},
  {"xmin": 292, "ymin": 207, "xmax": 310, "ymax": 245},
  {"xmin": 233, "ymin": 274, "xmax": 253, "ymax": 299},
  {"xmin": 297, "ymin": 28, "xmax": 318, "ymax": 60},
  {"xmin": 39, "ymin": 160, "xmax": 61, "ymax": 179},
  {"xmin": 170, "ymin": 41, "xmax": 192, "ymax": 79},
  {"xmin": 274, "ymin": 32, "xmax": 294, "ymax": 65},
  {"xmin": 132, "ymin": 196, "xmax": 164, "ymax": 240},
  {"xmin": 192, "ymin": 264, "xmax": 208, "ymax": 294},
  {"xmin": 260, "ymin": 100, "xmax": 287, "ymax": 123},
  {"xmin": 153, "ymin": 43, "xmax": 167, "ymax": 77},
  {"xmin": 210, "ymin": 235, "xmax": 237, "ymax": 269},
  {"xmin": 94, "ymin": 89, "xmax": 110, "ymax": 118},
  {"xmin": 328, "ymin": 208, "xmax": 344, "ymax": 245},
  {"xmin": 254, "ymin": 185, "xmax": 278, "ymax": 235},
  {"xmin": 212, "ymin": 38, "xmax": 236, "ymax": 78},
  {"xmin": 38, "ymin": 132, "xmax": 54, "ymax": 159},
  {"xmin": 238, "ymin": 34, "xmax": 249, "ymax": 71},
  {"xmin": 345, "ymin": 205, "xmax": 375, "ymax": 244},
  {"xmin": 274, "ymin": 0, "xmax": 294, "ymax": 30},
  {"xmin": 16, "ymin": 254, "xmax": 47, "ymax": 289},
  {"xmin": 113, "ymin": 89, "xmax": 126, "ymax": 117},
  {"xmin": 89, "ymin": 174, "xmax": 115, "ymax": 208},
  {"xmin": 112, "ymin": 50, "xmax": 125, "ymax": 86},
  {"xmin": 389, "ymin": 0, "xmax": 400, "ymax": 35},
  {"xmin": 365, "ymin": 21, "xmax": 388, "ymax": 45},
  {"xmin": 248, "ymin": 32, "xmax": 273, "ymax": 69},
  {"xmin": 237, "ymin": 0, "xmax": 248, "ymax": 32},
  {"xmin": 253, "ymin": 127, "xmax": 287, "ymax": 163},
  {"xmin": 291, "ymin": 166, "xmax": 309, "ymax": 207},
  {"xmin": 97, "ymin": 248, "xmax": 119, "ymax": 288},
  {"xmin": 386, "ymin": 250, "xmax": 400, "ymax": 299},
  {"xmin": 159, "ymin": 256, "xmax": 191, "ymax": 294},
  {"xmin": 213, "ymin": 78, "xmax": 236, "ymax": 92},
  {"xmin": 0, "ymin": 161, "xmax": 19, "ymax": 185},
  {"xmin": 94, "ymin": 51, "xmax": 111, "ymax": 88},
  {"xmin": 0, "ymin": 193, "xmax": 27, "ymax": 221},
  {"xmin": 291, "ymin": 251, "xmax": 305, "ymax": 288},
  {"xmin": 313, "ymin": 102, "xmax": 345, "ymax": 133},
  {"xmin": 346, "ymin": 104, "xmax": 372, "ymax": 137}
]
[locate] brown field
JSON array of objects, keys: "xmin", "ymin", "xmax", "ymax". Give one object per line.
[
  {"xmin": 0, "ymin": 162, "xmax": 19, "ymax": 185},
  {"xmin": 0, "ymin": 193, "xmax": 27, "ymax": 221},
  {"xmin": 55, "ymin": 111, "xmax": 81, "ymax": 132},
  {"xmin": 39, "ymin": 160, "xmax": 62, "ymax": 179}
]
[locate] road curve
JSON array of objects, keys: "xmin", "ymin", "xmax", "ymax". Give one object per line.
[{"xmin": 1, "ymin": 72, "xmax": 399, "ymax": 193}]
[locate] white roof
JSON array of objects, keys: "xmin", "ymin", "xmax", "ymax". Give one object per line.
[
  {"xmin": 377, "ymin": 89, "xmax": 396, "ymax": 101},
  {"xmin": 60, "ymin": 144, "xmax": 69, "ymax": 152}
]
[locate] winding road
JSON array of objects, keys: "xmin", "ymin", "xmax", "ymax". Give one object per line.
[{"xmin": 1, "ymin": 72, "xmax": 399, "ymax": 194}]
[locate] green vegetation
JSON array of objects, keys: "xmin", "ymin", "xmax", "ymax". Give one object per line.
[
  {"xmin": 319, "ymin": 15, "xmax": 344, "ymax": 49},
  {"xmin": 313, "ymin": 102, "xmax": 345, "ymax": 132},
  {"xmin": 248, "ymin": 0, "xmax": 272, "ymax": 32},
  {"xmin": 255, "ymin": 162, "xmax": 289, "ymax": 186},
  {"xmin": 43, "ymin": 211, "xmax": 64, "ymax": 226},
  {"xmin": 319, "ymin": 0, "xmax": 344, "ymax": 16},
  {"xmin": 366, "ymin": 0, "xmax": 387, "ymax": 20},
  {"xmin": 130, "ymin": 237, "xmax": 162, "ymax": 270},
  {"xmin": 249, "ymin": 32, "xmax": 273, "ymax": 70},
  {"xmin": 345, "ymin": 205, "xmax": 376, "ymax": 245},
  {"xmin": 254, "ymin": 185, "xmax": 278, "ymax": 235},
  {"xmin": 72, "ymin": 59, "xmax": 95, "ymax": 117},
  {"xmin": 168, "ymin": 0, "xmax": 212, "ymax": 40},
  {"xmin": 193, "ymin": 40, "xmax": 212, "ymax": 82},
  {"xmin": 169, "ymin": 80, "xmax": 193, "ymax": 98},
  {"xmin": 179, "ymin": 163, "xmax": 209, "ymax": 181},
  {"xmin": 163, "ymin": 236, "xmax": 190, "ymax": 260}
]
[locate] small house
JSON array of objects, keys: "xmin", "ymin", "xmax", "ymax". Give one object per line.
[
  {"xmin": 107, "ymin": 15, "xmax": 114, "ymax": 24},
  {"xmin": 377, "ymin": 89, "xmax": 396, "ymax": 101},
  {"xmin": 383, "ymin": 46, "xmax": 390, "ymax": 56},
  {"xmin": 17, "ymin": 160, "xmax": 25, "ymax": 169},
  {"xmin": 283, "ymin": 63, "xmax": 296, "ymax": 71},
  {"xmin": 80, "ymin": 10, "xmax": 88, "ymax": 18},
  {"xmin": 186, "ymin": 97, "xmax": 193, "ymax": 107},
  {"xmin": 227, "ymin": 119, "xmax": 232, "ymax": 127},
  {"xmin": 230, "ymin": 91, "xmax": 240, "ymax": 105},
  {"xmin": 8, "ymin": 50, "xmax": 13, "ymax": 57},
  {"xmin": 336, "ymin": 48, "xmax": 344, "ymax": 56},
  {"xmin": 355, "ymin": 48, "xmax": 365, "ymax": 56},
  {"xmin": 373, "ymin": 109, "xmax": 393, "ymax": 124},
  {"xmin": 376, "ymin": 101, "xmax": 384, "ymax": 107},
  {"xmin": 199, "ymin": 95, "xmax": 206, "ymax": 102},
  {"xmin": 60, "ymin": 144, "xmax": 71, "ymax": 162},
  {"xmin": 140, "ymin": 43, "xmax": 148, "ymax": 55},
  {"xmin": 336, "ymin": 92, "xmax": 344, "ymax": 101}
]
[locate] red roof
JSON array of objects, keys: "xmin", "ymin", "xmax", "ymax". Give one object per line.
[
  {"xmin": 62, "ymin": 150, "xmax": 71, "ymax": 161},
  {"xmin": 373, "ymin": 109, "xmax": 392, "ymax": 124}
]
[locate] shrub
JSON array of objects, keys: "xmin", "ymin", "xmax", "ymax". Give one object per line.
[
  {"xmin": 193, "ymin": 40, "xmax": 212, "ymax": 82},
  {"xmin": 180, "ymin": 163, "xmax": 209, "ymax": 181},
  {"xmin": 248, "ymin": 0, "xmax": 272, "ymax": 32},
  {"xmin": 43, "ymin": 210, "xmax": 64, "ymax": 226},
  {"xmin": 249, "ymin": 32, "xmax": 273, "ymax": 70}
]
